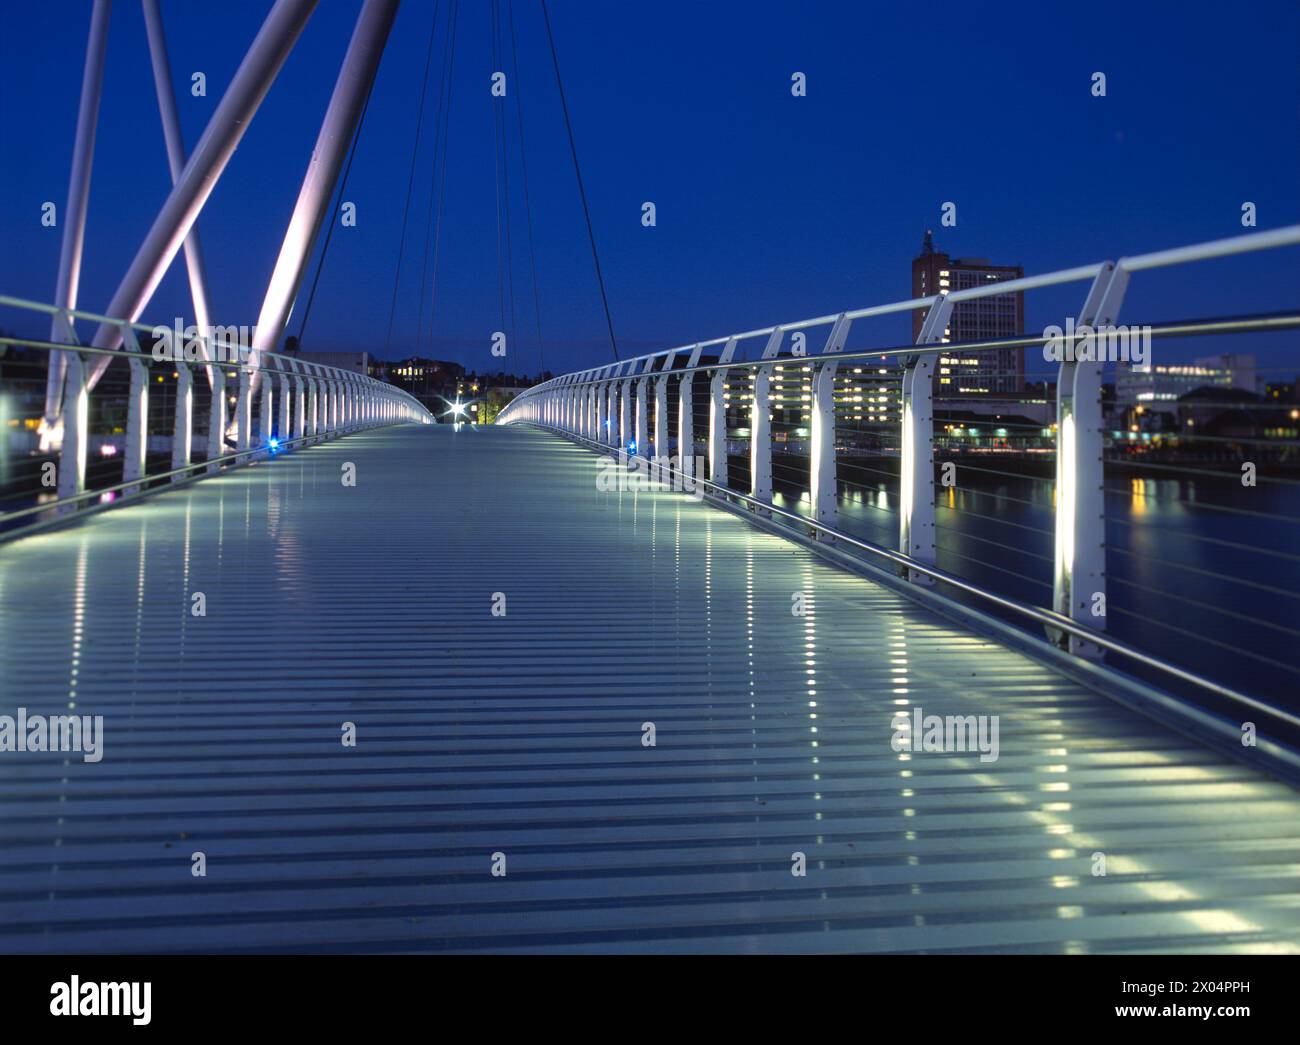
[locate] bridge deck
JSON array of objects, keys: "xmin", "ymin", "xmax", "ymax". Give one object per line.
[{"xmin": 2, "ymin": 424, "xmax": 1298, "ymax": 953}]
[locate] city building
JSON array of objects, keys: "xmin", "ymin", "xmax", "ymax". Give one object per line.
[
  {"xmin": 911, "ymin": 230, "xmax": 1024, "ymax": 396},
  {"xmin": 381, "ymin": 357, "xmax": 465, "ymax": 412},
  {"xmin": 1265, "ymin": 380, "xmax": 1297, "ymax": 404},
  {"xmin": 1115, "ymin": 353, "xmax": 1256, "ymax": 407}
]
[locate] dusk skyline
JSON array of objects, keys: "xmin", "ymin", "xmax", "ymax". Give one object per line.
[{"xmin": 2, "ymin": 0, "xmax": 1298, "ymax": 376}]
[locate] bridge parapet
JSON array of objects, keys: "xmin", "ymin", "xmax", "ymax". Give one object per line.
[
  {"xmin": 498, "ymin": 227, "xmax": 1300, "ymax": 774},
  {"xmin": 0, "ymin": 294, "xmax": 433, "ymax": 540}
]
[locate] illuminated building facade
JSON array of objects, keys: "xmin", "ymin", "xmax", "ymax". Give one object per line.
[{"xmin": 911, "ymin": 231, "xmax": 1024, "ymax": 396}]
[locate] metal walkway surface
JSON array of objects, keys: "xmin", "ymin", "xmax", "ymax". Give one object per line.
[{"xmin": 1, "ymin": 424, "xmax": 1299, "ymax": 954}]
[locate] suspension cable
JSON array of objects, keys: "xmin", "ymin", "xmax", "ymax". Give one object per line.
[
  {"xmin": 425, "ymin": 0, "xmax": 459, "ymax": 350},
  {"xmin": 295, "ymin": 71, "xmax": 378, "ymax": 346},
  {"xmin": 490, "ymin": 0, "xmax": 507, "ymax": 341},
  {"xmin": 383, "ymin": 0, "xmax": 442, "ymax": 355},
  {"xmin": 508, "ymin": 0, "xmax": 546, "ymax": 378},
  {"xmin": 415, "ymin": 0, "xmax": 457, "ymax": 354},
  {"xmin": 494, "ymin": 0, "xmax": 519, "ymax": 371},
  {"xmin": 540, "ymin": 0, "xmax": 618, "ymax": 361}
]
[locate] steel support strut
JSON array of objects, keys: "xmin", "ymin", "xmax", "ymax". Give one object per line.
[
  {"xmin": 1053, "ymin": 262, "xmax": 1124, "ymax": 659},
  {"xmin": 85, "ymin": 0, "xmax": 320, "ymax": 386},
  {"xmin": 247, "ymin": 0, "xmax": 400, "ymax": 419},
  {"xmin": 42, "ymin": 0, "xmax": 111, "ymax": 440},
  {"xmin": 810, "ymin": 315, "xmax": 851, "ymax": 540},
  {"xmin": 143, "ymin": 0, "xmax": 216, "ymax": 389},
  {"xmin": 899, "ymin": 296, "xmax": 950, "ymax": 582}
]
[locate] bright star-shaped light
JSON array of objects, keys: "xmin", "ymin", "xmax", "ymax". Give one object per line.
[{"xmin": 440, "ymin": 395, "xmax": 473, "ymax": 420}]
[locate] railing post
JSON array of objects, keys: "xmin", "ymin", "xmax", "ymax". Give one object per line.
[
  {"xmin": 654, "ymin": 352, "xmax": 675, "ymax": 468},
  {"xmin": 259, "ymin": 363, "xmax": 274, "ymax": 455},
  {"xmin": 208, "ymin": 360, "xmax": 227, "ymax": 473},
  {"xmin": 293, "ymin": 364, "xmax": 306, "ymax": 443},
  {"xmin": 171, "ymin": 359, "xmax": 193, "ymax": 480},
  {"xmin": 899, "ymin": 297, "xmax": 950, "ymax": 581},
  {"xmin": 57, "ymin": 351, "xmax": 89, "ymax": 503},
  {"xmin": 121, "ymin": 325, "xmax": 149, "ymax": 496},
  {"xmin": 619, "ymin": 374, "xmax": 632, "ymax": 456},
  {"xmin": 811, "ymin": 315, "xmax": 851, "ymax": 539},
  {"xmin": 277, "ymin": 363, "xmax": 291, "ymax": 442},
  {"xmin": 607, "ymin": 368, "xmax": 620, "ymax": 445},
  {"xmin": 1053, "ymin": 262, "xmax": 1123, "ymax": 659},
  {"xmin": 708, "ymin": 336, "xmax": 738, "ymax": 487},
  {"xmin": 635, "ymin": 363, "xmax": 650, "ymax": 459},
  {"xmin": 236, "ymin": 362, "xmax": 253, "ymax": 454},
  {"xmin": 313, "ymin": 373, "xmax": 325, "ymax": 438},
  {"xmin": 750, "ymin": 327, "xmax": 784, "ymax": 511},
  {"xmin": 306, "ymin": 372, "xmax": 319, "ymax": 441},
  {"xmin": 678, "ymin": 343, "xmax": 703, "ymax": 485}
]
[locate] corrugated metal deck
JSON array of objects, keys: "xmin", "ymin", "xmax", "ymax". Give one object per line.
[{"xmin": 1, "ymin": 424, "xmax": 1299, "ymax": 954}]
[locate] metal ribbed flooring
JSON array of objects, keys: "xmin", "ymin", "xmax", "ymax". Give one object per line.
[{"xmin": 2, "ymin": 424, "xmax": 1299, "ymax": 954}]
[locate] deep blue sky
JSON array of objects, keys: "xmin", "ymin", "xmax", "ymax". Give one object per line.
[{"xmin": 2, "ymin": 0, "xmax": 1297, "ymax": 377}]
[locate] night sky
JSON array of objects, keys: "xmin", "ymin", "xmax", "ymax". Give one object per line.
[{"xmin": 1, "ymin": 0, "xmax": 1297, "ymax": 378}]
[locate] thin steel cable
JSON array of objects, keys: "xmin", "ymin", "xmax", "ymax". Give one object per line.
[
  {"xmin": 426, "ymin": 0, "xmax": 459, "ymax": 348},
  {"xmin": 296, "ymin": 74, "xmax": 378, "ymax": 346},
  {"xmin": 1105, "ymin": 456, "xmax": 1300, "ymax": 488},
  {"xmin": 496, "ymin": 0, "xmax": 519, "ymax": 361},
  {"xmin": 1108, "ymin": 606, "xmax": 1300, "ymax": 677},
  {"xmin": 1108, "ymin": 576, "xmax": 1300, "ymax": 640},
  {"xmin": 1104, "ymin": 515, "xmax": 1300, "ymax": 561},
  {"xmin": 415, "ymin": 0, "xmax": 457, "ymax": 354},
  {"xmin": 383, "ymin": 0, "xmax": 442, "ymax": 355},
  {"xmin": 507, "ymin": 0, "xmax": 546, "ymax": 377},
  {"xmin": 1101, "ymin": 489, "xmax": 1300, "ymax": 523},
  {"xmin": 540, "ymin": 0, "xmax": 618, "ymax": 361},
  {"xmin": 490, "ymin": 0, "xmax": 506, "ymax": 335},
  {"xmin": 1108, "ymin": 545, "xmax": 1300, "ymax": 600}
]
